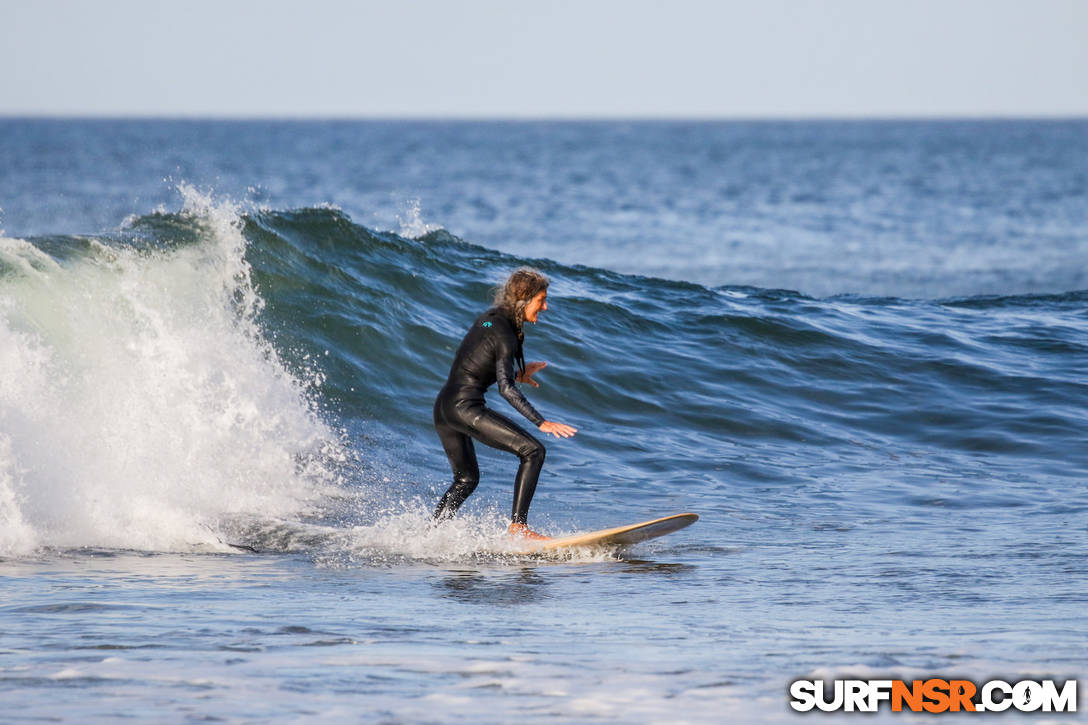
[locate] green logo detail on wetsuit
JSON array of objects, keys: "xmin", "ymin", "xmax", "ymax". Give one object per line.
[{"xmin": 482, "ymin": 321, "xmax": 493, "ymax": 327}]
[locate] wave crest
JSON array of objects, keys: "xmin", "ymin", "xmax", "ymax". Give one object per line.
[{"xmin": 0, "ymin": 189, "xmax": 342, "ymax": 556}]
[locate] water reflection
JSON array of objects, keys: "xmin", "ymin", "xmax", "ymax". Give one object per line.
[
  {"xmin": 433, "ymin": 555, "xmax": 699, "ymax": 606},
  {"xmin": 436, "ymin": 567, "xmax": 552, "ymax": 606},
  {"xmin": 610, "ymin": 558, "xmax": 698, "ymax": 576}
]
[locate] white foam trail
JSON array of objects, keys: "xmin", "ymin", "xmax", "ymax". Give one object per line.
[
  {"xmin": 0, "ymin": 187, "xmax": 340, "ymax": 556},
  {"xmin": 287, "ymin": 499, "xmax": 621, "ymax": 566}
]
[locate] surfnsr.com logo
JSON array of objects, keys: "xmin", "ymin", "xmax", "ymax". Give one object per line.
[{"xmin": 789, "ymin": 678, "xmax": 1077, "ymax": 713}]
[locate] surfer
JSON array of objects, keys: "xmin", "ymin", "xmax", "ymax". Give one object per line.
[{"xmin": 432, "ymin": 267, "xmax": 577, "ymax": 539}]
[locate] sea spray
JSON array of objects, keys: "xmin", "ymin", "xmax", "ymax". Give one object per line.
[
  {"xmin": 396, "ymin": 198, "xmax": 441, "ymax": 239},
  {"xmin": 0, "ymin": 189, "xmax": 342, "ymax": 555}
]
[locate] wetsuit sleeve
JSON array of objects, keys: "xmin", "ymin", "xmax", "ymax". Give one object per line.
[{"xmin": 494, "ymin": 335, "xmax": 545, "ymax": 427}]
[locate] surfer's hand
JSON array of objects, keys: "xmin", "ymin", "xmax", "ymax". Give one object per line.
[
  {"xmin": 517, "ymin": 361, "xmax": 547, "ymax": 387},
  {"xmin": 539, "ymin": 420, "xmax": 577, "ymax": 438}
]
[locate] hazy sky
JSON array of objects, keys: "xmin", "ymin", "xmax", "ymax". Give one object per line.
[{"xmin": 3, "ymin": 0, "xmax": 1086, "ymax": 118}]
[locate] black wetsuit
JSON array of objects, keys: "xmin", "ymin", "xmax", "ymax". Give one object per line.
[{"xmin": 433, "ymin": 308, "xmax": 546, "ymax": 524}]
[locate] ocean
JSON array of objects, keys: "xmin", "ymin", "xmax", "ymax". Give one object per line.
[{"xmin": 1, "ymin": 119, "xmax": 1085, "ymax": 723}]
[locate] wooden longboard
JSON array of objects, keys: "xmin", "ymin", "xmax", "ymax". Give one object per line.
[{"xmin": 515, "ymin": 513, "xmax": 698, "ymax": 553}]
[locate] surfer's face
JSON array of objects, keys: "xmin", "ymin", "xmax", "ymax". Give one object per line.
[{"xmin": 524, "ymin": 290, "xmax": 548, "ymax": 323}]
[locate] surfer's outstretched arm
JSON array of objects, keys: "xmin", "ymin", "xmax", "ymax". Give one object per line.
[
  {"xmin": 539, "ymin": 420, "xmax": 577, "ymax": 438},
  {"xmin": 496, "ymin": 345, "xmax": 576, "ymax": 438},
  {"xmin": 494, "ymin": 332, "xmax": 546, "ymax": 426}
]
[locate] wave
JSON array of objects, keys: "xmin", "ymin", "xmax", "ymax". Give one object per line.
[
  {"xmin": 0, "ymin": 190, "xmax": 344, "ymax": 556},
  {"xmin": 3, "ymin": 198, "xmax": 1087, "ymax": 556}
]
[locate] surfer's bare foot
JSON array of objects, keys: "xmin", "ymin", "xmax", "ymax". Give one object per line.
[{"xmin": 508, "ymin": 523, "xmax": 551, "ymax": 541}]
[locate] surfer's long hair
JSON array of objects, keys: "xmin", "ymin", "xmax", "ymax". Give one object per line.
[{"xmin": 493, "ymin": 267, "xmax": 549, "ymax": 372}]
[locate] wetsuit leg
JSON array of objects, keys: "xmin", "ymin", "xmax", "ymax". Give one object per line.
[
  {"xmin": 433, "ymin": 390, "xmax": 546, "ymax": 524},
  {"xmin": 462, "ymin": 408, "xmax": 546, "ymax": 525},
  {"xmin": 433, "ymin": 419, "xmax": 480, "ymax": 520}
]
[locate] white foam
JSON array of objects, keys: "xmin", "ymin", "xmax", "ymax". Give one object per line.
[
  {"xmin": 0, "ymin": 187, "xmax": 340, "ymax": 556},
  {"xmin": 47, "ymin": 668, "xmax": 85, "ymax": 680},
  {"xmin": 314, "ymin": 500, "xmax": 621, "ymax": 565}
]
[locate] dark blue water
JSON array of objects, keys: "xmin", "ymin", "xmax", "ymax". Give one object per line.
[
  {"xmin": 5, "ymin": 119, "xmax": 1087, "ymax": 297},
  {"xmin": 0, "ymin": 120, "xmax": 1085, "ymax": 722}
]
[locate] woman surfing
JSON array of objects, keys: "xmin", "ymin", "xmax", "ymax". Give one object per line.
[{"xmin": 432, "ymin": 267, "xmax": 577, "ymax": 539}]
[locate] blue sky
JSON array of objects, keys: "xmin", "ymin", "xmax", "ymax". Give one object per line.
[{"xmin": 2, "ymin": 0, "xmax": 1086, "ymax": 117}]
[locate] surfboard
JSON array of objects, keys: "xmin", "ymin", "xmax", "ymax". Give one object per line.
[{"xmin": 513, "ymin": 513, "xmax": 698, "ymax": 553}]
